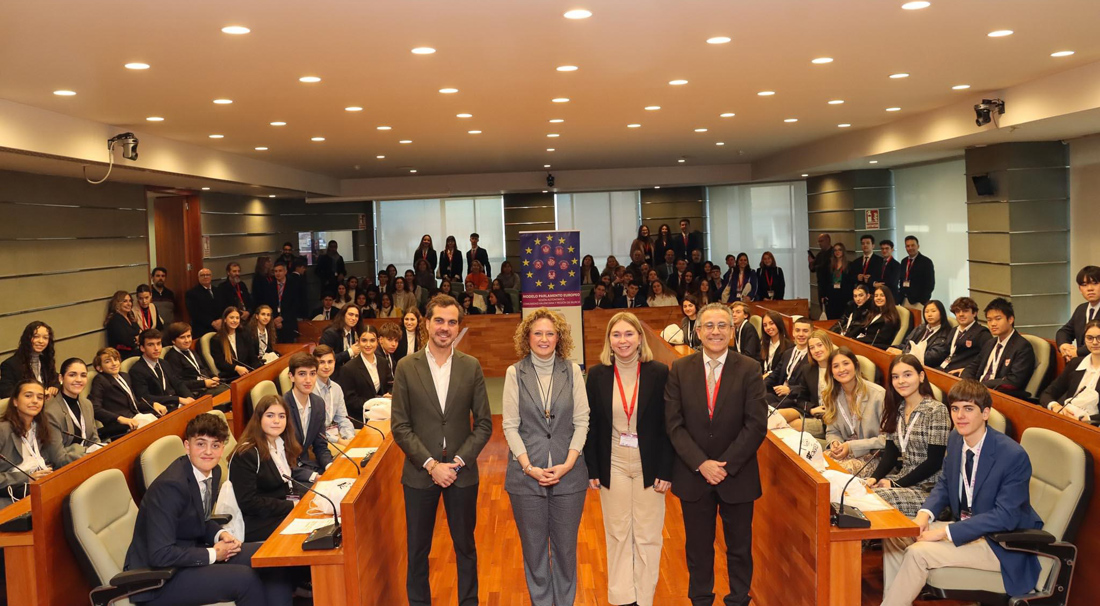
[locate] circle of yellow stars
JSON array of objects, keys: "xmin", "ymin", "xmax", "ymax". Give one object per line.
[{"xmin": 523, "ymin": 234, "xmax": 578, "ymax": 290}]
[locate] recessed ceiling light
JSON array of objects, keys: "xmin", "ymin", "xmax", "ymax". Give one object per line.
[
  {"xmin": 544, "ymin": 164, "xmax": 551, "ymax": 168},
  {"xmin": 201, "ymin": 187, "xmax": 211, "ymax": 191},
  {"xmin": 952, "ymin": 84, "xmax": 971, "ymax": 90},
  {"xmin": 299, "ymin": 76, "xmax": 321, "ymax": 83},
  {"xmin": 645, "ymin": 105, "xmax": 661, "ymax": 111},
  {"xmin": 784, "ymin": 118, "xmax": 798, "ymax": 123},
  {"xmin": 209, "ymin": 134, "xmax": 224, "ymax": 139},
  {"xmin": 869, "ymin": 160, "xmax": 879, "ymax": 164},
  {"xmin": 125, "ymin": 62, "xmax": 150, "ymax": 70},
  {"xmin": 53, "ymin": 90, "xmax": 76, "ymax": 96},
  {"xmin": 720, "ymin": 112, "xmax": 735, "ymax": 118},
  {"xmin": 399, "ymin": 140, "xmax": 412, "ymax": 144},
  {"xmin": 542, "ymin": 190, "xmax": 549, "ymax": 193},
  {"xmin": 811, "ymin": 57, "xmax": 834, "ymax": 64},
  {"xmin": 677, "ymin": 159, "xmax": 686, "ymax": 163},
  {"xmin": 838, "ymin": 123, "xmax": 852, "ymax": 128},
  {"xmin": 547, "ymin": 133, "xmax": 560, "ymax": 137},
  {"xmin": 468, "ymin": 130, "xmax": 482, "ymax": 134},
  {"xmin": 345, "ymin": 106, "xmax": 363, "ymax": 112},
  {"xmin": 221, "ymin": 25, "xmax": 250, "ymax": 35},
  {"xmin": 457, "ymin": 113, "xmax": 473, "ymax": 118},
  {"xmin": 377, "ymin": 126, "xmax": 392, "ymax": 130},
  {"xmin": 547, "ymin": 148, "xmax": 555, "ymax": 152},
  {"xmin": 438, "ymin": 87, "xmax": 459, "ymax": 94},
  {"xmin": 694, "ymin": 128, "xmax": 708, "ymax": 132},
  {"xmin": 146, "ymin": 116, "xmax": 164, "ymax": 122},
  {"xmin": 268, "ymin": 195, "xmax": 276, "ymax": 198},
  {"xmin": 1051, "ymin": 50, "xmax": 1075, "ymax": 57},
  {"xmin": 654, "ymin": 186, "xmax": 661, "ymax": 189},
  {"xmin": 758, "ymin": 91, "xmax": 776, "ymax": 96},
  {"xmin": 801, "ymin": 173, "xmax": 809, "ymax": 177},
  {"xmin": 556, "ymin": 65, "xmax": 579, "ymax": 72},
  {"xmin": 270, "ymin": 121, "xmax": 286, "ymax": 126},
  {"xmin": 552, "ymin": 97, "xmax": 570, "ymax": 103},
  {"xmin": 901, "ymin": 1, "xmax": 931, "ymax": 9},
  {"xmin": 563, "ymin": 9, "xmax": 592, "ymax": 19},
  {"xmin": 549, "ymin": 118, "xmax": 564, "ymax": 123},
  {"xmin": 311, "ymin": 137, "xmax": 325, "ymax": 142},
  {"xmin": 707, "ymin": 36, "xmax": 731, "ymax": 44},
  {"xmin": 254, "ymin": 146, "xmax": 268, "ymax": 151},
  {"xmin": 890, "ymin": 73, "xmax": 910, "ymax": 79},
  {"xmin": 409, "ymin": 169, "xmax": 418, "ymax": 173},
  {"xmin": 213, "ymin": 99, "xmax": 232, "ymax": 104},
  {"xmin": 828, "ymin": 99, "xmax": 845, "ymax": 105},
  {"xmin": 627, "ymin": 124, "xmax": 641, "ymax": 128},
  {"xmin": 376, "ymin": 155, "xmax": 385, "ymax": 159},
  {"xmin": 716, "ymin": 142, "xmax": 725, "ymax": 146},
  {"xmin": 669, "ymin": 79, "xmax": 689, "ymax": 85},
  {"xmin": 886, "ymin": 107, "xmax": 901, "ymax": 112},
  {"xmin": 988, "ymin": 30, "xmax": 1013, "ymax": 37},
  {"xmin": 411, "ymin": 47, "xmax": 436, "ymax": 55}
]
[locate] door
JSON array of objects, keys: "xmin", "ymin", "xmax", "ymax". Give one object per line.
[{"xmin": 152, "ymin": 194, "xmax": 203, "ymax": 323}]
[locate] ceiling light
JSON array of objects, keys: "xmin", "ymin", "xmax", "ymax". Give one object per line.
[
  {"xmin": 645, "ymin": 105, "xmax": 661, "ymax": 111},
  {"xmin": 542, "ymin": 190, "xmax": 549, "ymax": 193},
  {"xmin": 654, "ymin": 186, "xmax": 661, "ymax": 189},
  {"xmin": 409, "ymin": 169, "xmax": 418, "ymax": 173},
  {"xmin": 564, "ymin": 9, "xmax": 592, "ymax": 19},
  {"xmin": 376, "ymin": 155, "xmax": 385, "ymax": 159},
  {"xmin": 209, "ymin": 134, "xmax": 224, "ymax": 139},
  {"xmin": 556, "ymin": 65, "xmax": 578, "ymax": 72},
  {"xmin": 838, "ymin": 123, "xmax": 852, "ymax": 127},
  {"xmin": 627, "ymin": 124, "xmax": 641, "ymax": 128},
  {"xmin": 547, "ymin": 148, "xmax": 555, "ymax": 152},
  {"xmin": 213, "ymin": 99, "xmax": 232, "ymax": 104},
  {"xmin": 254, "ymin": 146, "xmax": 268, "ymax": 151},
  {"xmin": 125, "ymin": 62, "xmax": 150, "ymax": 70},
  {"xmin": 801, "ymin": 173, "xmax": 809, "ymax": 177},
  {"xmin": 549, "ymin": 118, "xmax": 564, "ymax": 123},
  {"xmin": 677, "ymin": 159, "xmax": 686, "ymax": 163},
  {"xmin": 201, "ymin": 187, "xmax": 211, "ymax": 191},
  {"xmin": 53, "ymin": 90, "xmax": 76, "ymax": 96},
  {"xmin": 311, "ymin": 137, "xmax": 325, "ymax": 141},
  {"xmin": 268, "ymin": 195, "xmax": 276, "ymax": 198},
  {"xmin": 869, "ymin": 160, "xmax": 879, "ymax": 164},
  {"xmin": 784, "ymin": 118, "xmax": 798, "ymax": 123},
  {"xmin": 457, "ymin": 113, "xmax": 473, "ymax": 118},
  {"xmin": 377, "ymin": 126, "xmax": 392, "ymax": 130},
  {"xmin": 720, "ymin": 112, "xmax": 735, "ymax": 117},
  {"xmin": 270, "ymin": 121, "xmax": 286, "ymax": 126},
  {"xmin": 886, "ymin": 107, "xmax": 901, "ymax": 111},
  {"xmin": 758, "ymin": 91, "xmax": 775, "ymax": 96},
  {"xmin": 552, "ymin": 97, "xmax": 570, "ymax": 103},
  {"xmin": 890, "ymin": 73, "xmax": 910, "ymax": 79},
  {"xmin": 146, "ymin": 116, "xmax": 164, "ymax": 122},
  {"xmin": 221, "ymin": 25, "xmax": 250, "ymax": 35},
  {"xmin": 694, "ymin": 128, "xmax": 708, "ymax": 132},
  {"xmin": 544, "ymin": 164, "xmax": 551, "ymax": 168},
  {"xmin": 901, "ymin": 1, "xmax": 931, "ymax": 9},
  {"xmin": 707, "ymin": 36, "xmax": 731, "ymax": 44},
  {"xmin": 438, "ymin": 87, "xmax": 459, "ymax": 94},
  {"xmin": 547, "ymin": 133, "xmax": 560, "ymax": 137},
  {"xmin": 669, "ymin": 79, "xmax": 689, "ymax": 85},
  {"xmin": 811, "ymin": 57, "xmax": 834, "ymax": 64},
  {"xmin": 1051, "ymin": 50, "xmax": 1075, "ymax": 57},
  {"xmin": 952, "ymin": 84, "xmax": 971, "ymax": 90},
  {"xmin": 399, "ymin": 140, "xmax": 412, "ymax": 144},
  {"xmin": 345, "ymin": 106, "xmax": 363, "ymax": 112},
  {"xmin": 988, "ymin": 30, "xmax": 1013, "ymax": 37},
  {"xmin": 411, "ymin": 47, "xmax": 436, "ymax": 55},
  {"xmin": 828, "ymin": 99, "xmax": 844, "ymax": 105},
  {"xmin": 716, "ymin": 142, "xmax": 725, "ymax": 146},
  {"xmin": 468, "ymin": 130, "xmax": 482, "ymax": 134},
  {"xmin": 300, "ymin": 76, "xmax": 322, "ymax": 84}
]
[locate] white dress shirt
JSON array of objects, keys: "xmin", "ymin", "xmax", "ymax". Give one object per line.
[
  {"xmin": 361, "ymin": 353, "xmax": 381, "ymax": 391},
  {"xmin": 423, "ymin": 347, "xmax": 458, "ymax": 469},
  {"xmin": 979, "ymin": 330, "xmax": 1015, "ymax": 380},
  {"xmin": 268, "ymin": 438, "xmax": 294, "ymax": 488},
  {"xmin": 191, "ymin": 463, "xmax": 228, "ymax": 563}
]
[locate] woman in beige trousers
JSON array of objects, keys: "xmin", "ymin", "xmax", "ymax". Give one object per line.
[{"xmin": 584, "ymin": 312, "xmax": 672, "ymax": 606}]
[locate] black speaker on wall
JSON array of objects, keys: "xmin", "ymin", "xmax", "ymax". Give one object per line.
[{"xmin": 972, "ymin": 174, "xmax": 995, "ymax": 196}]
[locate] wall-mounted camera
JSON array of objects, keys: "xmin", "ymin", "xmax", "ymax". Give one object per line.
[
  {"xmin": 974, "ymin": 99, "xmax": 1005, "ymax": 127},
  {"xmin": 546, "ymin": 173, "xmax": 555, "ymax": 188},
  {"xmin": 108, "ymin": 132, "xmax": 140, "ymax": 161}
]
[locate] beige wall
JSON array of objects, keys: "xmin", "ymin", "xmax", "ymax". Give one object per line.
[{"xmin": 1070, "ymin": 135, "xmax": 1100, "ymax": 313}]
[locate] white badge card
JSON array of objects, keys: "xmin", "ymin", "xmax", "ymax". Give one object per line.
[
  {"xmin": 325, "ymin": 424, "xmax": 340, "ymax": 441},
  {"xmin": 902, "ymin": 281, "xmax": 911, "ymax": 288},
  {"xmin": 619, "ymin": 433, "xmax": 639, "ymax": 448}
]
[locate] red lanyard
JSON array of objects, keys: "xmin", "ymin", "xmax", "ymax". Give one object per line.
[
  {"xmin": 738, "ymin": 271, "xmax": 745, "ymax": 290},
  {"xmin": 614, "ymin": 363, "xmax": 641, "ymax": 427},
  {"xmin": 706, "ymin": 363, "xmax": 723, "ymax": 419},
  {"xmin": 905, "ymin": 257, "xmax": 914, "ymax": 280},
  {"xmin": 862, "ymin": 256, "xmax": 871, "ymax": 273},
  {"xmin": 763, "ymin": 269, "xmax": 773, "ymax": 288},
  {"xmin": 233, "ymin": 281, "xmax": 243, "ymax": 304}
]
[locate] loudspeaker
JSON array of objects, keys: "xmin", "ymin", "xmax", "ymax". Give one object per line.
[{"xmin": 972, "ymin": 174, "xmax": 995, "ymax": 196}]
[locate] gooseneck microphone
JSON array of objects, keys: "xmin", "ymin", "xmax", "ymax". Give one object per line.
[
  {"xmin": 0, "ymin": 453, "xmax": 38, "ymax": 483},
  {"xmin": 831, "ymin": 450, "xmax": 883, "ymax": 529},
  {"xmin": 328, "ymin": 441, "xmax": 362, "ymax": 475},
  {"xmin": 139, "ymin": 397, "xmax": 163, "ymax": 418},
  {"xmin": 282, "ymin": 474, "xmax": 341, "ymax": 550},
  {"xmin": 232, "ymin": 357, "xmax": 256, "ymax": 372},
  {"xmin": 56, "ymin": 429, "xmax": 108, "ymax": 448}
]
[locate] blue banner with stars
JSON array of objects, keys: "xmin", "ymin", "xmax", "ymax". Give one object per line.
[{"xmin": 519, "ymin": 230, "xmax": 582, "ymax": 308}]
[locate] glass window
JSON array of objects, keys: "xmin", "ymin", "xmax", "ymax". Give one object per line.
[
  {"xmin": 554, "ymin": 191, "xmax": 640, "ymax": 270},
  {"xmin": 375, "ymin": 196, "xmax": 504, "ymax": 276}
]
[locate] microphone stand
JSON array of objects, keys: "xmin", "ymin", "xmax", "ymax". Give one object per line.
[
  {"xmin": 232, "ymin": 358, "xmax": 256, "ymax": 372},
  {"xmin": 57, "ymin": 429, "xmax": 108, "ymax": 449},
  {"xmin": 831, "ymin": 450, "xmax": 883, "ymax": 529},
  {"xmin": 139, "ymin": 397, "xmax": 164, "ymax": 418},
  {"xmin": 282, "ymin": 474, "xmax": 341, "ymax": 550},
  {"xmin": 345, "ymin": 419, "xmax": 386, "ymax": 466},
  {"xmin": 328, "ymin": 441, "xmax": 362, "ymax": 475}
]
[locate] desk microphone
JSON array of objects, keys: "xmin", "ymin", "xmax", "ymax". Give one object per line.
[
  {"xmin": 139, "ymin": 397, "xmax": 163, "ymax": 418},
  {"xmin": 0, "ymin": 453, "xmax": 38, "ymax": 483},
  {"xmin": 328, "ymin": 441, "xmax": 362, "ymax": 474},
  {"xmin": 56, "ymin": 429, "xmax": 108, "ymax": 448},
  {"xmin": 354, "ymin": 422, "xmax": 386, "ymax": 466},
  {"xmin": 831, "ymin": 450, "xmax": 882, "ymax": 529},
  {"xmin": 232, "ymin": 358, "xmax": 256, "ymax": 372},
  {"xmin": 281, "ymin": 474, "xmax": 341, "ymax": 551},
  {"xmin": 0, "ymin": 453, "xmax": 35, "ymax": 532}
]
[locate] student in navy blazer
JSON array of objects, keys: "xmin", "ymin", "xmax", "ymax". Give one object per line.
[
  {"xmin": 882, "ymin": 380, "xmax": 1042, "ymax": 605},
  {"xmin": 281, "ymin": 353, "xmax": 333, "ymax": 484}
]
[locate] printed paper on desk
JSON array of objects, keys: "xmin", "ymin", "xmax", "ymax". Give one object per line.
[
  {"xmin": 281, "ymin": 518, "xmax": 337, "ymax": 535},
  {"xmin": 345, "ymin": 447, "xmax": 378, "ymax": 459},
  {"xmin": 307, "ymin": 478, "xmax": 355, "ymax": 517},
  {"xmin": 822, "ymin": 469, "xmax": 892, "ymax": 512},
  {"xmin": 773, "ymin": 427, "xmax": 826, "ymax": 471}
]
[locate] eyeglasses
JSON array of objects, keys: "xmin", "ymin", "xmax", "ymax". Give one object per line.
[
  {"xmin": 701, "ymin": 322, "xmax": 731, "ymax": 333},
  {"xmin": 1084, "ymin": 335, "xmax": 1100, "ymax": 344}
]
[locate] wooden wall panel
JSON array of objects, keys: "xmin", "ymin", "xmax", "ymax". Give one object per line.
[
  {"xmin": 0, "ymin": 239, "xmax": 148, "ymax": 277},
  {"xmin": 0, "ymin": 266, "xmax": 148, "ymax": 316},
  {"xmin": 0, "ymin": 300, "xmax": 110, "ymax": 351}
]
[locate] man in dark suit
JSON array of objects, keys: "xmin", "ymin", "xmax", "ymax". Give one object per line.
[
  {"xmin": 848, "ymin": 234, "xmax": 883, "ymax": 288},
  {"xmin": 730, "ymin": 302, "xmax": 761, "ymax": 363},
  {"xmin": 899, "ymin": 235, "xmax": 936, "ymax": 305},
  {"xmin": 391, "ymin": 295, "xmax": 493, "ymax": 606},
  {"xmin": 665, "ymin": 302, "xmax": 767, "ymax": 606},
  {"xmin": 282, "ymin": 352, "xmax": 333, "ymax": 484},
  {"xmin": 656, "ymin": 249, "xmax": 678, "ymax": 284},
  {"xmin": 963, "ymin": 298, "xmax": 1036, "ymax": 399},
  {"xmin": 582, "ymin": 283, "xmax": 613, "ymax": 310},
  {"xmin": 613, "ymin": 283, "xmax": 647, "ymax": 309},
  {"xmin": 130, "ymin": 329, "xmax": 194, "ymax": 411},
  {"xmin": 668, "ymin": 259, "xmax": 689, "ymax": 292},
  {"xmin": 672, "ymin": 218, "xmax": 704, "ymax": 261},
  {"xmin": 881, "ymin": 380, "xmax": 1042, "ymax": 605},
  {"xmin": 935, "ymin": 297, "xmax": 992, "ymax": 375},
  {"xmin": 338, "ymin": 330, "xmax": 392, "ymax": 415},
  {"xmin": 255, "ymin": 260, "xmax": 306, "ymax": 344},
  {"xmin": 184, "ymin": 268, "xmax": 221, "ymax": 338},
  {"xmin": 124, "ymin": 414, "xmax": 292, "ymax": 605},
  {"xmin": 1056, "ymin": 265, "xmax": 1100, "ymax": 361},
  {"xmin": 875, "ymin": 240, "xmax": 902, "ymax": 303},
  {"xmin": 765, "ymin": 317, "xmax": 813, "ymax": 405},
  {"xmin": 466, "ymin": 232, "xmax": 491, "ymax": 278},
  {"xmin": 314, "ymin": 239, "xmax": 347, "ymax": 294},
  {"xmin": 310, "ymin": 294, "xmax": 337, "ymax": 321},
  {"xmin": 810, "ymin": 233, "xmax": 832, "ymax": 274},
  {"xmin": 214, "ymin": 262, "xmax": 253, "ymax": 322}
]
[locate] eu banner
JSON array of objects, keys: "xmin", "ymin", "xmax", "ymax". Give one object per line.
[{"xmin": 519, "ymin": 230, "xmax": 584, "ymax": 366}]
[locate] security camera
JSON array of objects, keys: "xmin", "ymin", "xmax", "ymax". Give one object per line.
[
  {"xmin": 108, "ymin": 132, "xmax": 139, "ymax": 161},
  {"xmin": 546, "ymin": 173, "xmax": 555, "ymax": 188},
  {"xmin": 974, "ymin": 99, "xmax": 1005, "ymax": 127}
]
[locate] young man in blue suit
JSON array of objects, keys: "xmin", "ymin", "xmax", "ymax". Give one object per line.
[
  {"xmin": 881, "ymin": 379, "xmax": 1043, "ymax": 606},
  {"xmin": 124, "ymin": 414, "xmax": 292, "ymax": 605},
  {"xmin": 283, "ymin": 352, "xmax": 333, "ymax": 484}
]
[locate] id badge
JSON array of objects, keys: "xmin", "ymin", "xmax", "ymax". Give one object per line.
[
  {"xmin": 833, "ymin": 283, "xmax": 841, "ymax": 290},
  {"xmin": 902, "ymin": 281, "xmax": 911, "ymax": 288},
  {"xmin": 767, "ymin": 291, "xmax": 775, "ymax": 298},
  {"xmin": 619, "ymin": 433, "xmax": 639, "ymax": 448},
  {"xmin": 325, "ymin": 424, "xmax": 340, "ymax": 441}
]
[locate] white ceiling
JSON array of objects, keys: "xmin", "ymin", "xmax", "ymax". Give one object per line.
[{"xmin": 1, "ymin": 0, "xmax": 1098, "ymax": 181}]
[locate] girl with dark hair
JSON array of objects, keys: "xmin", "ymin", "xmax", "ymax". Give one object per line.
[
  {"xmin": 757, "ymin": 251, "xmax": 786, "ymax": 301},
  {"xmin": 730, "ymin": 253, "xmax": 758, "ymax": 302},
  {"xmin": 45, "ymin": 358, "xmax": 101, "ymax": 461},
  {"xmin": 460, "ymin": 292, "xmax": 482, "ymax": 315},
  {"xmin": 438, "ymin": 235, "xmax": 463, "ymax": 281},
  {"xmin": 378, "ymin": 292, "xmax": 400, "ymax": 318},
  {"xmin": 678, "ymin": 295, "xmax": 702, "ymax": 349},
  {"xmin": 836, "ymin": 283, "xmax": 873, "ymax": 337},
  {"xmin": 820, "ymin": 243, "xmax": 852, "ymax": 320},
  {"xmin": 855, "ymin": 286, "xmax": 901, "ymax": 350},
  {"xmin": 865, "ymin": 355, "xmax": 949, "ymax": 515},
  {"xmin": 246, "ymin": 304, "xmax": 279, "ymax": 362},
  {"xmin": 252, "ymin": 255, "xmax": 274, "ymax": 291},
  {"xmin": 488, "ymin": 290, "xmax": 513, "ymax": 314},
  {"xmin": 890, "ymin": 300, "xmax": 951, "ymax": 366},
  {"xmin": 333, "ymin": 282, "xmax": 351, "ymax": 309},
  {"xmin": 105, "ymin": 290, "xmax": 141, "ymax": 359},
  {"xmin": 760, "ymin": 311, "xmax": 793, "ymax": 376},
  {"xmin": 413, "ymin": 234, "xmax": 438, "ymax": 274},
  {"xmin": 630, "ymin": 224, "xmax": 654, "ymax": 266},
  {"xmin": 652, "ymin": 224, "xmax": 673, "ymax": 265},
  {"xmin": 821, "ymin": 347, "xmax": 886, "ymax": 475},
  {"xmin": 229, "ymin": 394, "xmax": 303, "ymax": 541},
  {"xmin": 580, "ymin": 255, "xmax": 600, "ymax": 285},
  {"xmin": 0, "ymin": 321, "xmax": 59, "ymax": 399},
  {"xmin": 1, "ymin": 379, "xmax": 67, "ymax": 506},
  {"xmin": 210, "ymin": 307, "xmax": 254, "ymax": 380},
  {"xmin": 134, "ymin": 284, "xmax": 165, "ymax": 331},
  {"xmin": 415, "ymin": 258, "xmax": 437, "ymax": 292},
  {"xmin": 346, "ymin": 275, "xmax": 360, "ymax": 304}
]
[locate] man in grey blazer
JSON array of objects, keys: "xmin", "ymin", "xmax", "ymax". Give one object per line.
[{"xmin": 391, "ymin": 294, "xmax": 493, "ymax": 606}]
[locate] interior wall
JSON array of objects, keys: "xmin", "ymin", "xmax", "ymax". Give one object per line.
[
  {"xmin": 0, "ymin": 169, "xmax": 148, "ymax": 359},
  {"xmin": 1070, "ymin": 135, "xmax": 1100, "ymax": 313},
  {"xmin": 893, "ymin": 158, "xmax": 970, "ymax": 307}
]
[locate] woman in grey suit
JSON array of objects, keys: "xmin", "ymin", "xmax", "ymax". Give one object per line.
[
  {"xmin": 43, "ymin": 357, "xmax": 101, "ymax": 463},
  {"xmin": 1, "ymin": 379, "xmax": 68, "ymax": 507},
  {"xmin": 822, "ymin": 346, "xmax": 886, "ymax": 475},
  {"xmin": 502, "ymin": 308, "xmax": 590, "ymax": 606}
]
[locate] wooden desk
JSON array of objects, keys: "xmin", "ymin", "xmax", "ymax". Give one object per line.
[
  {"xmin": 253, "ymin": 420, "xmax": 398, "ymax": 605},
  {"xmin": 228, "ymin": 343, "xmax": 310, "ymax": 435}
]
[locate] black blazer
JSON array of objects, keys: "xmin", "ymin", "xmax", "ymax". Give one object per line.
[
  {"xmin": 581, "ymin": 266, "xmax": 601, "ymax": 285},
  {"xmin": 163, "ymin": 347, "xmax": 216, "ymax": 398},
  {"xmin": 901, "ymin": 324, "xmax": 952, "ymax": 368},
  {"xmin": 438, "ymin": 248, "xmax": 464, "ymax": 280},
  {"xmin": 613, "ymin": 295, "xmax": 648, "ymax": 309},
  {"xmin": 412, "ymin": 248, "xmax": 438, "ymax": 273},
  {"xmin": 184, "ymin": 284, "xmax": 221, "ymax": 337},
  {"xmin": 319, "ymin": 325, "xmax": 359, "ymax": 365},
  {"xmin": 796, "ymin": 362, "xmax": 827, "ymax": 410},
  {"xmin": 757, "ymin": 266, "xmax": 785, "ymax": 300},
  {"xmin": 254, "ymin": 276, "xmax": 306, "ymax": 343},
  {"xmin": 582, "ymin": 295, "xmax": 613, "ymax": 311},
  {"xmin": 124, "ymin": 456, "xmax": 225, "ymax": 601},
  {"xmin": 1056, "ymin": 302, "xmax": 1098, "ymax": 358},
  {"xmin": 89, "ymin": 372, "xmax": 141, "ymax": 438},
  {"xmin": 834, "ymin": 300, "xmax": 871, "ymax": 337},
  {"xmin": 761, "ymin": 338, "xmax": 792, "ymax": 376},
  {"xmin": 129, "ymin": 357, "xmax": 183, "ymax": 409},
  {"xmin": 466, "ymin": 247, "xmax": 491, "ymax": 278},
  {"xmin": 0, "ymin": 353, "xmax": 58, "ymax": 399},
  {"xmin": 106, "ymin": 314, "xmax": 141, "ymax": 359},
  {"xmin": 283, "ymin": 391, "xmax": 334, "ymax": 483},
  {"xmin": 733, "ymin": 320, "xmax": 761, "ymax": 362},
  {"xmin": 214, "ymin": 279, "xmax": 253, "ymax": 316},
  {"xmin": 819, "ymin": 265, "xmax": 854, "ymax": 320},
  {"xmin": 671, "ymin": 231, "xmax": 703, "ymax": 260},
  {"xmin": 855, "ymin": 312, "xmax": 899, "ymax": 350},
  {"xmin": 665, "ymin": 350, "xmax": 767, "ymax": 503},
  {"xmin": 963, "ymin": 331, "xmax": 1037, "ymax": 397},
  {"xmin": 337, "ymin": 354, "xmax": 392, "ymax": 416},
  {"xmin": 764, "ymin": 347, "xmax": 811, "ymax": 394},
  {"xmin": 898, "ymin": 253, "xmax": 935, "ymax": 305},
  {"xmin": 878, "ymin": 258, "xmax": 902, "ymax": 302},
  {"xmin": 938, "ymin": 322, "xmax": 993, "ymax": 373},
  {"xmin": 394, "ymin": 327, "xmax": 422, "ymax": 364},
  {"xmin": 584, "ymin": 362, "xmax": 673, "ymax": 489},
  {"xmin": 208, "ymin": 333, "xmax": 256, "ymax": 379},
  {"xmin": 228, "ymin": 446, "xmax": 295, "ymax": 542},
  {"xmin": 848, "ymin": 254, "xmax": 884, "ymax": 287}
]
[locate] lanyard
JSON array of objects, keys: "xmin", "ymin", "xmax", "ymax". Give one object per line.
[
  {"xmin": 905, "ymin": 257, "xmax": 914, "ymax": 281},
  {"xmin": 64, "ymin": 398, "xmax": 87, "ymax": 438},
  {"xmin": 706, "ymin": 363, "xmax": 723, "ymax": 418},
  {"xmin": 20, "ymin": 431, "xmax": 44, "ymax": 471},
  {"xmin": 897, "ymin": 406, "xmax": 923, "ymax": 454},
  {"xmin": 786, "ymin": 348, "xmax": 805, "ymax": 377},
  {"xmin": 534, "ymin": 370, "xmax": 554, "ymax": 421},
  {"xmin": 614, "ymin": 363, "xmax": 641, "ymax": 428},
  {"xmin": 116, "ymin": 376, "xmax": 138, "ymax": 411},
  {"xmin": 737, "ymin": 271, "xmax": 745, "ymax": 290},
  {"xmin": 862, "ymin": 256, "xmax": 871, "ymax": 274},
  {"xmin": 920, "ymin": 325, "xmax": 938, "ymax": 343},
  {"xmin": 233, "ymin": 281, "xmax": 243, "ymax": 305},
  {"xmin": 962, "ymin": 441, "xmax": 983, "ymax": 507},
  {"xmin": 836, "ymin": 392, "xmax": 858, "ymax": 438},
  {"xmin": 763, "ymin": 269, "xmax": 773, "ymax": 288}
]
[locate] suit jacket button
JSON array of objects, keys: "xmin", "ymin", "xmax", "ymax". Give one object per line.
[
  {"xmin": 709, "ymin": 433, "xmax": 714, "ymax": 438},
  {"xmin": 546, "ymin": 433, "xmax": 551, "ymax": 439}
]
